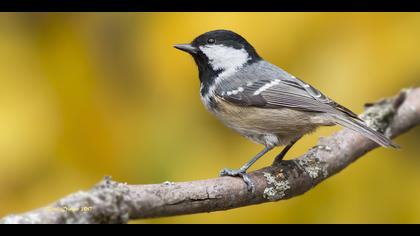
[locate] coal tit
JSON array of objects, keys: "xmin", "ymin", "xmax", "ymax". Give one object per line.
[{"xmin": 174, "ymin": 30, "xmax": 398, "ymax": 192}]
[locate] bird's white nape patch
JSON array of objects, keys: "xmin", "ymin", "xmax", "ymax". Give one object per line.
[{"xmin": 199, "ymin": 44, "xmax": 251, "ymax": 78}]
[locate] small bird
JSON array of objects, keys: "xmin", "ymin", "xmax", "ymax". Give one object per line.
[{"xmin": 174, "ymin": 29, "xmax": 398, "ymax": 192}]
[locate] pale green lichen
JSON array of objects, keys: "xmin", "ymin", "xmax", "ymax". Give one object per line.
[
  {"xmin": 360, "ymin": 90, "xmax": 404, "ymax": 134},
  {"xmin": 263, "ymin": 172, "xmax": 290, "ymax": 201},
  {"xmin": 297, "ymin": 157, "xmax": 328, "ymax": 179},
  {"xmin": 295, "ymin": 146, "xmax": 329, "ymax": 179}
]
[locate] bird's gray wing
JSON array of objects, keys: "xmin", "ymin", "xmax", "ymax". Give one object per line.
[
  {"xmin": 284, "ymin": 77, "xmax": 360, "ymax": 119},
  {"xmin": 215, "ymin": 76, "xmax": 360, "ymax": 120}
]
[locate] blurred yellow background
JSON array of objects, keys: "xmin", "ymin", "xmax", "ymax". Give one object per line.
[{"xmin": 0, "ymin": 13, "xmax": 419, "ymax": 224}]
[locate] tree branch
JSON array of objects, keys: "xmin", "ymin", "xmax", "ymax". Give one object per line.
[{"xmin": 1, "ymin": 88, "xmax": 420, "ymax": 224}]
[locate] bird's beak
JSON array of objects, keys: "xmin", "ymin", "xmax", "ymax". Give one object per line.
[{"xmin": 174, "ymin": 44, "xmax": 198, "ymax": 54}]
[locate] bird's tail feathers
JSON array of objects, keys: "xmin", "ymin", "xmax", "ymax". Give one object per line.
[{"xmin": 331, "ymin": 115, "xmax": 399, "ymax": 149}]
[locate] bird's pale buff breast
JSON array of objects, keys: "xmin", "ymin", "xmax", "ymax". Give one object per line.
[{"xmin": 203, "ymin": 96, "xmax": 333, "ymax": 147}]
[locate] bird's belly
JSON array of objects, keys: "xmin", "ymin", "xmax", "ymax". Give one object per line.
[{"xmin": 206, "ymin": 97, "xmax": 322, "ymax": 147}]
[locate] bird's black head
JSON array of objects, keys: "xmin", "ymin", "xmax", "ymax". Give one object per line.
[{"xmin": 174, "ymin": 30, "xmax": 262, "ymax": 84}]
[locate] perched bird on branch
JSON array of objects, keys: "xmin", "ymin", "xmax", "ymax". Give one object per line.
[{"xmin": 174, "ymin": 29, "xmax": 398, "ymax": 192}]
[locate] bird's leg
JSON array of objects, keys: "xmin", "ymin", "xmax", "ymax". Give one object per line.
[
  {"xmin": 272, "ymin": 139, "xmax": 300, "ymax": 164},
  {"xmin": 220, "ymin": 146, "xmax": 273, "ymax": 192}
]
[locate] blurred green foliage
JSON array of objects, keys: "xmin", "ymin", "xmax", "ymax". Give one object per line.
[{"xmin": 0, "ymin": 13, "xmax": 419, "ymax": 223}]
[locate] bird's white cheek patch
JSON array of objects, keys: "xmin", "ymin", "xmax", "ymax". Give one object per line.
[{"xmin": 199, "ymin": 44, "xmax": 251, "ymax": 78}]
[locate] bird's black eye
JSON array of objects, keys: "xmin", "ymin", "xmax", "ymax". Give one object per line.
[{"xmin": 207, "ymin": 38, "xmax": 215, "ymax": 44}]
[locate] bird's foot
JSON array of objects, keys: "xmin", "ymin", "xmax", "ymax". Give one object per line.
[{"xmin": 219, "ymin": 168, "xmax": 255, "ymax": 192}]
